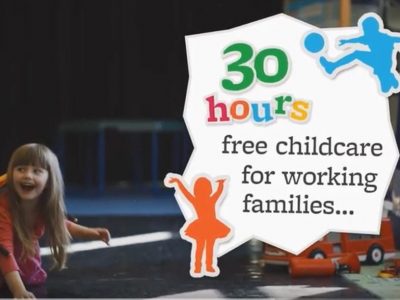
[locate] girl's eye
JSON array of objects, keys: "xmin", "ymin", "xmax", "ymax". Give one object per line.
[
  {"xmin": 34, "ymin": 169, "xmax": 43, "ymax": 174},
  {"xmin": 17, "ymin": 167, "xmax": 25, "ymax": 172}
]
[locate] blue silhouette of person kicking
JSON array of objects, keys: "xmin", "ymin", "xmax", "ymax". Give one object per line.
[{"xmin": 319, "ymin": 13, "xmax": 400, "ymax": 95}]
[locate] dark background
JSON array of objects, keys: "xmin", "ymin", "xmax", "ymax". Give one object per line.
[
  {"xmin": 2, "ymin": 0, "xmax": 399, "ymax": 187},
  {"xmin": 0, "ymin": 0, "xmax": 283, "ymax": 184}
]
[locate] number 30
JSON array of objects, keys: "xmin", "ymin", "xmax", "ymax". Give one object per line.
[{"xmin": 221, "ymin": 43, "xmax": 289, "ymax": 91}]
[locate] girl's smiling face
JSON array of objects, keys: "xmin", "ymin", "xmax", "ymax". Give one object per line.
[{"xmin": 13, "ymin": 165, "xmax": 49, "ymax": 201}]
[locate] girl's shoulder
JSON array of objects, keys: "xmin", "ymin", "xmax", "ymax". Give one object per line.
[
  {"xmin": 0, "ymin": 191, "xmax": 12, "ymax": 225},
  {"xmin": 0, "ymin": 174, "xmax": 10, "ymax": 211},
  {"xmin": 0, "ymin": 189, "xmax": 10, "ymax": 211},
  {"xmin": 0, "ymin": 174, "xmax": 6, "ymax": 188}
]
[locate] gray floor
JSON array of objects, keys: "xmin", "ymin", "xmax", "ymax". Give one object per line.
[
  {"xmin": 40, "ymin": 190, "xmax": 397, "ymax": 298},
  {"xmin": 44, "ymin": 216, "xmax": 379, "ymax": 298}
]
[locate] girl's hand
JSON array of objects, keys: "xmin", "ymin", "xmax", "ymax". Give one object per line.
[
  {"xmin": 94, "ymin": 228, "xmax": 111, "ymax": 245},
  {"xmin": 5, "ymin": 271, "xmax": 35, "ymax": 299},
  {"xmin": 14, "ymin": 289, "xmax": 36, "ymax": 299}
]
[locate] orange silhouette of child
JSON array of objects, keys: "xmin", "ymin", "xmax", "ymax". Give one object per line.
[{"xmin": 165, "ymin": 174, "xmax": 231, "ymax": 277}]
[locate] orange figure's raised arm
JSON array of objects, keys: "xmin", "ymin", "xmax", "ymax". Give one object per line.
[
  {"xmin": 211, "ymin": 178, "xmax": 226, "ymax": 203},
  {"xmin": 164, "ymin": 174, "xmax": 195, "ymax": 204}
]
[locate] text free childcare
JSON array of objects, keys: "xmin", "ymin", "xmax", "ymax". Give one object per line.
[{"xmin": 221, "ymin": 134, "xmax": 381, "ymax": 215}]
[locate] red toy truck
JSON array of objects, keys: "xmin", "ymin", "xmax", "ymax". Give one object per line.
[{"xmin": 263, "ymin": 218, "xmax": 396, "ymax": 266}]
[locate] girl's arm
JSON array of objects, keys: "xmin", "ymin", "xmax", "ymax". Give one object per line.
[
  {"xmin": 66, "ymin": 221, "xmax": 111, "ymax": 244},
  {"xmin": 0, "ymin": 207, "xmax": 33, "ymax": 298},
  {"xmin": 166, "ymin": 176, "xmax": 195, "ymax": 204},
  {"xmin": 211, "ymin": 178, "xmax": 226, "ymax": 203},
  {"xmin": 4, "ymin": 271, "xmax": 35, "ymax": 299}
]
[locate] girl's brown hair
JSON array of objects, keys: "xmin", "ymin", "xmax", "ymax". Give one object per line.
[{"xmin": 7, "ymin": 143, "xmax": 71, "ymax": 269}]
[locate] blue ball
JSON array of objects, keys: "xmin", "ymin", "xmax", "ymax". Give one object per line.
[{"xmin": 304, "ymin": 32, "xmax": 325, "ymax": 54}]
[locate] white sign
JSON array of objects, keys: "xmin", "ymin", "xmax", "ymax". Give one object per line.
[{"xmin": 179, "ymin": 13, "xmax": 399, "ymax": 256}]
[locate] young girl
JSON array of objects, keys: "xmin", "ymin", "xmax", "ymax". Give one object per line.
[
  {"xmin": 0, "ymin": 144, "xmax": 111, "ymax": 298},
  {"xmin": 165, "ymin": 174, "xmax": 231, "ymax": 277}
]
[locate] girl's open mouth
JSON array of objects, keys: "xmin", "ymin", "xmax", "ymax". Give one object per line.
[{"xmin": 20, "ymin": 182, "xmax": 35, "ymax": 192}]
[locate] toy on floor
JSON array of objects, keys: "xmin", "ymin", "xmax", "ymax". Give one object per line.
[
  {"xmin": 289, "ymin": 253, "xmax": 361, "ymax": 277},
  {"xmin": 377, "ymin": 259, "xmax": 400, "ymax": 278},
  {"xmin": 263, "ymin": 218, "xmax": 396, "ymax": 267}
]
